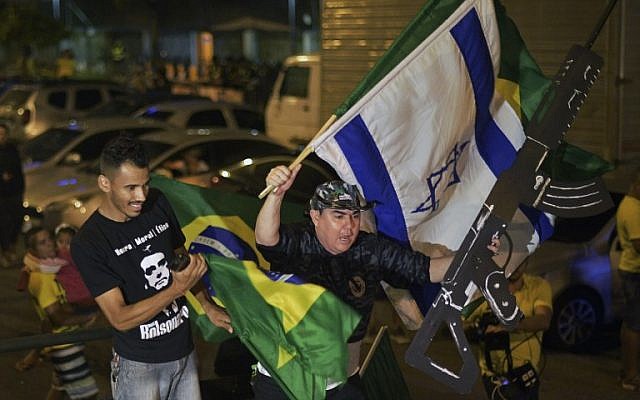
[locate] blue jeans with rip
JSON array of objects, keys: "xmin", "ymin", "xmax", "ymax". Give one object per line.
[{"xmin": 110, "ymin": 349, "xmax": 200, "ymax": 400}]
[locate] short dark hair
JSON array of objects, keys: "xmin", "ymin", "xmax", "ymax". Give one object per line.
[
  {"xmin": 100, "ymin": 134, "xmax": 149, "ymax": 175},
  {"xmin": 25, "ymin": 227, "xmax": 49, "ymax": 251}
]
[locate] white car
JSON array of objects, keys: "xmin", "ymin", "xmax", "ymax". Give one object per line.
[
  {"xmin": 0, "ymin": 80, "xmax": 131, "ymax": 141},
  {"xmin": 21, "ymin": 116, "xmax": 173, "ymax": 172},
  {"xmin": 41, "ymin": 129, "xmax": 291, "ymax": 229},
  {"xmin": 132, "ymin": 99, "xmax": 265, "ymax": 134}
]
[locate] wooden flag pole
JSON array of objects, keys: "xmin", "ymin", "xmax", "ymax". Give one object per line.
[{"xmin": 258, "ymin": 114, "xmax": 337, "ymax": 199}]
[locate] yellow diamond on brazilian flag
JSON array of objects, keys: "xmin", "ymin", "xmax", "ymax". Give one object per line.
[{"xmin": 151, "ymin": 176, "xmax": 362, "ymax": 399}]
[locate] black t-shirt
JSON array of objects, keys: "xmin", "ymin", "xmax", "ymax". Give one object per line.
[
  {"xmin": 256, "ymin": 221, "xmax": 430, "ymax": 342},
  {"xmin": 71, "ymin": 188, "xmax": 192, "ymax": 363}
]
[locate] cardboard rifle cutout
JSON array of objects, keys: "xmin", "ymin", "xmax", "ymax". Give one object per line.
[{"xmin": 405, "ymin": 0, "xmax": 619, "ymax": 393}]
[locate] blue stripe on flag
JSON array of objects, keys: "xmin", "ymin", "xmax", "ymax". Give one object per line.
[
  {"xmin": 334, "ymin": 115, "xmax": 409, "ymax": 244},
  {"xmin": 451, "ymin": 8, "xmax": 516, "ymax": 177},
  {"xmin": 520, "ymin": 205, "xmax": 554, "ymax": 242}
]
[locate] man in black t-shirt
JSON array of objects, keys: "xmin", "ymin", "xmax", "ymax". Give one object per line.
[
  {"xmin": 71, "ymin": 135, "xmax": 231, "ymax": 400},
  {"xmin": 253, "ymin": 164, "xmax": 501, "ymax": 400}
]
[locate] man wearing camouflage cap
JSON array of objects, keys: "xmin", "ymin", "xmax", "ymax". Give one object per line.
[{"xmin": 254, "ymin": 165, "xmax": 498, "ymax": 399}]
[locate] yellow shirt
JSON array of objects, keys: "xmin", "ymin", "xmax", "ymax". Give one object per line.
[
  {"xmin": 469, "ymin": 274, "xmax": 552, "ymax": 375},
  {"xmin": 56, "ymin": 58, "xmax": 75, "ymax": 78},
  {"xmin": 616, "ymin": 195, "xmax": 640, "ymax": 273},
  {"xmin": 27, "ymin": 271, "xmax": 78, "ymax": 334}
]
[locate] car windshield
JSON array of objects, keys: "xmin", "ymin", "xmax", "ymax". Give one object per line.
[
  {"xmin": 21, "ymin": 128, "xmax": 83, "ymax": 164},
  {"xmin": 0, "ymin": 89, "xmax": 32, "ymax": 107},
  {"xmin": 87, "ymin": 98, "xmax": 143, "ymax": 117}
]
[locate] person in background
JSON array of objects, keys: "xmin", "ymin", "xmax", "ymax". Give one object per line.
[
  {"xmin": 54, "ymin": 224, "xmax": 96, "ymax": 310},
  {"xmin": 0, "ymin": 122, "xmax": 25, "ymax": 268},
  {"xmin": 465, "ymin": 257, "xmax": 552, "ymax": 400},
  {"xmin": 55, "ymin": 49, "xmax": 76, "ymax": 78},
  {"xmin": 21, "ymin": 227, "xmax": 99, "ymax": 400},
  {"xmin": 15, "ymin": 224, "xmax": 96, "ymax": 372},
  {"xmin": 253, "ymin": 165, "xmax": 500, "ymax": 399},
  {"xmin": 617, "ymin": 171, "xmax": 640, "ymax": 391}
]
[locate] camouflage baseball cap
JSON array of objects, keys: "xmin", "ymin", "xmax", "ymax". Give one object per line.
[{"xmin": 309, "ymin": 180, "xmax": 373, "ymax": 211}]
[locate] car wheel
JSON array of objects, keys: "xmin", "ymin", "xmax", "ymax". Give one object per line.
[{"xmin": 546, "ymin": 289, "xmax": 603, "ymax": 351}]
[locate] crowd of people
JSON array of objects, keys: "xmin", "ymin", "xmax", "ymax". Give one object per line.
[
  {"xmin": 2, "ymin": 129, "xmax": 638, "ymax": 399},
  {"xmin": 4, "ymin": 47, "xmax": 280, "ymax": 112}
]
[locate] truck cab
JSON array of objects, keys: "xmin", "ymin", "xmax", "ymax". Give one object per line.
[{"xmin": 265, "ymin": 54, "xmax": 321, "ymax": 149}]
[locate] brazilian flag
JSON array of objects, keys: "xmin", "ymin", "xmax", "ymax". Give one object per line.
[
  {"xmin": 493, "ymin": 0, "xmax": 612, "ymax": 179},
  {"xmin": 151, "ymin": 176, "xmax": 362, "ymax": 400}
]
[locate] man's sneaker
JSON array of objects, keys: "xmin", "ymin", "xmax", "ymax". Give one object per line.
[{"xmin": 621, "ymin": 375, "xmax": 640, "ymax": 391}]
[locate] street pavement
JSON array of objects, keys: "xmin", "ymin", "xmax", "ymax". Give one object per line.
[{"xmin": 0, "ymin": 255, "xmax": 637, "ymax": 399}]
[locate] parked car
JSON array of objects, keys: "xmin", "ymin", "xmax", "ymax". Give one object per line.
[
  {"xmin": 132, "ymin": 99, "xmax": 265, "ymax": 134},
  {"xmin": 209, "ymin": 154, "xmax": 337, "ymax": 203},
  {"xmin": 525, "ymin": 193, "xmax": 624, "ymax": 351},
  {"xmin": 40, "ymin": 129, "xmax": 292, "ymax": 229},
  {"xmin": 21, "ymin": 117, "xmax": 174, "ymax": 228},
  {"xmin": 0, "ymin": 80, "xmax": 131, "ymax": 141},
  {"xmin": 86, "ymin": 92, "xmax": 208, "ymax": 118},
  {"xmin": 20, "ymin": 116, "xmax": 173, "ymax": 172}
]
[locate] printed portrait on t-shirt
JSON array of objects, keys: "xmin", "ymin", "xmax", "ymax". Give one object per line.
[{"xmin": 140, "ymin": 252, "xmax": 170, "ymax": 290}]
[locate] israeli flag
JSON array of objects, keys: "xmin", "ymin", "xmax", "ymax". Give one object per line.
[{"xmin": 313, "ymin": 0, "xmax": 531, "ymax": 252}]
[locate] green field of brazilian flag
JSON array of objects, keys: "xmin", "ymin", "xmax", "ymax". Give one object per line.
[{"xmin": 152, "ymin": 176, "xmax": 361, "ymax": 400}]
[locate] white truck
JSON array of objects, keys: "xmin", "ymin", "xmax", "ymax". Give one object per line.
[{"xmin": 265, "ymin": 54, "xmax": 321, "ymax": 149}]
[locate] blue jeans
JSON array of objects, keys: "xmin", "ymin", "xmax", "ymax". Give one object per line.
[{"xmin": 110, "ymin": 349, "xmax": 201, "ymax": 400}]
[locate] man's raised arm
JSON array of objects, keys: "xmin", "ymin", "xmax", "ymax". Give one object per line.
[{"xmin": 255, "ymin": 164, "xmax": 301, "ymax": 246}]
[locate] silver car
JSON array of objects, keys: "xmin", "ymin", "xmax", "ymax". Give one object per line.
[
  {"xmin": 21, "ymin": 117, "xmax": 173, "ymax": 172},
  {"xmin": 41, "ymin": 129, "xmax": 291, "ymax": 229},
  {"xmin": 0, "ymin": 81, "xmax": 131, "ymax": 142},
  {"xmin": 132, "ymin": 99, "xmax": 265, "ymax": 134}
]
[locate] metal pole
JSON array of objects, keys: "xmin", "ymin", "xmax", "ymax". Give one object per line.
[
  {"xmin": 52, "ymin": 0, "xmax": 60, "ymax": 19},
  {"xmin": 585, "ymin": 0, "xmax": 620, "ymax": 49},
  {"xmin": 0, "ymin": 328, "xmax": 112, "ymax": 354},
  {"xmin": 289, "ymin": 0, "xmax": 297, "ymax": 54}
]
